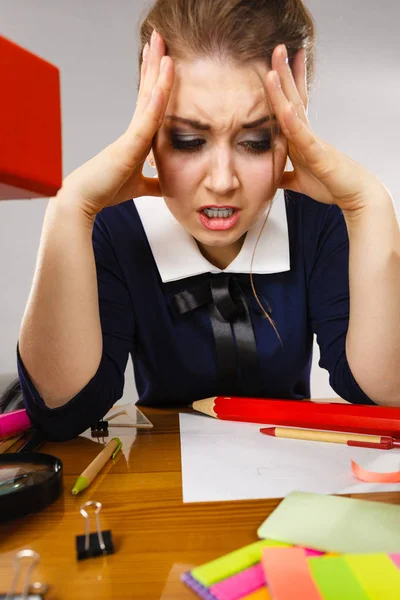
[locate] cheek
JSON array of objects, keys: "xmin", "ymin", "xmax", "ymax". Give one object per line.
[
  {"xmin": 157, "ymin": 160, "xmax": 201, "ymax": 200},
  {"xmin": 240, "ymin": 150, "xmax": 286, "ymax": 191},
  {"xmin": 155, "ymin": 154, "xmax": 204, "ymax": 200}
]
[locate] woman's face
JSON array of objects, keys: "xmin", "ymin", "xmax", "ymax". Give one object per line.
[{"xmin": 151, "ymin": 58, "xmax": 288, "ymax": 265}]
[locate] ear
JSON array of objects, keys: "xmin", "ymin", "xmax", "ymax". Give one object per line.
[{"xmin": 147, "ymin": 150, "xmax": 156, "ymax": 169}]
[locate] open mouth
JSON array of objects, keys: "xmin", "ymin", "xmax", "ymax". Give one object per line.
[
  {"xmin": 202, "ymin": 207, "xmax": 235, "ymax": 219},
  {"xmin": 198, "ymin": 206, "xmax": 240, "ymax": 231}
]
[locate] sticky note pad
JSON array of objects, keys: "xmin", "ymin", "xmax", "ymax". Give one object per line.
[
  {"xmin": 261, "ymin": 547, "xmax": 322, "ymax": 599},
  {"xmin": 257, "ymin": 491, "xmax": 400, "ymax": 553},
  {"xmin": 309, "ymin": 556, "xmax": 370, "ymax": 600},
  {"xmin": 190, "ymin": 540, "xmax": 289, "ymax": 587},
  {"xmin": 210, "ymin": 563, "xmax": 265, "ymax": 600},
  {"xmin": 345, "ymin": 553, "xmax": 400, "ymax": 600},
  {"xmin": 243, "ymin": 590, "xmax": 271, "ymax": 600}
]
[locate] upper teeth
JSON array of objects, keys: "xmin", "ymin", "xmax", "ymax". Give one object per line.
[{"xmin": 203, "ymin": 207, "xmax": 234, "ymax": 218}]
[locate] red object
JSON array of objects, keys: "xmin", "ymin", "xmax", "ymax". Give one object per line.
[
  {"xmin": 260, "ymin": 427, "xmax": 277, "ymax": 437},
  {"xmin": 0, "ymin": 35, "xmax": 62, "ymax": 199},
  {"xmin": 347, "ymin": 437, "xmax": 400, "ymax": 449},
  {"xmin": 211, "ymin": 396, "xmax": 400, "ymax": 437},
  {"xmin": 260, "ymin": 427, "xmax": 400, "ymax": 450}
]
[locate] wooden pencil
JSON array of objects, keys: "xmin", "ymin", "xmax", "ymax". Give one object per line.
[{"xmin": 192, "ymin": 396, "xmax": 400, "ymax": 436}]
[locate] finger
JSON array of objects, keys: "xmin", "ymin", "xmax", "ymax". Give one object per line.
[
  {"xmin": 154, "ymin": 55, "xmax": 174, "ymax": 126},
  {"xmin": 292, "ymin": 48, "xmax": 308, "ymax": 113},
  {"xmin": 277, "ymin": 100, "xmax": 339, "ymax": 178},
  {"xmin": 137, "ymin": 30, "xmax": 165, "ymax": 113},
  {"xmin": 271, "ymin": 45, "xmax": 307, "ymax": 124},
  {"xmin": 140, "ymin": 43, "xmax": 149, "ymax": 80},
  {"xmin": 124, "ymin": 57, "xmax": 174, "ymax": 166}
]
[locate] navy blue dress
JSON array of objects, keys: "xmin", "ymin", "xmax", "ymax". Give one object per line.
[{"xmin": 17, "ymin": 191, "xmax": 374, "ymax": 441}]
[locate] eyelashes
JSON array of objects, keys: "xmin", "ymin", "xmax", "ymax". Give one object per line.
[{"xmin": 170, "ymin": 135, "xmax": 277, "ymax": 155}]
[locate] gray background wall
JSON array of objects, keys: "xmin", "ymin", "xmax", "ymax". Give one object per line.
[{"xmin": 1, "ymin": 0, "xmax": 399, "ymax": 402}]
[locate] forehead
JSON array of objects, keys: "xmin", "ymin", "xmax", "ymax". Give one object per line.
[{"xmin": 165, "ymin": 58, "xmax": 271, "ymax": 129}]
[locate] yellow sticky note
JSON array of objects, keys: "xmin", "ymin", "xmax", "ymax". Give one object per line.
[{"xmin": 345, "ymin": 553, "xmax": 400, "ymax": 600}]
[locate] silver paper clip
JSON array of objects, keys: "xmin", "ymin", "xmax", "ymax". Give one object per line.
[
  {"xmin": 4, "ymin": 549, "xmax": 48, "ymax": 599},
  {"xmin": 76, "ymin": 501, "xmax": 114, "ymax": 560}
]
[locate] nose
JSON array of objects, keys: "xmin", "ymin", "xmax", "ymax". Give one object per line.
[{"xmin": 204, "ymin": 145, "xmax": 240, "ymax": 195}]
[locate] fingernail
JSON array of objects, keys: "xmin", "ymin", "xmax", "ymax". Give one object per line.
[
  {"xmin": 282, "ymin": 44, "xmax": 288, "ymax": 64},
  {"xmin": 143, "ymin": 43, "xmax": 149, "ymax": 62},
  {"xmin": 151, "ymin": 29, "xmax": 157, "ymax": 47}
]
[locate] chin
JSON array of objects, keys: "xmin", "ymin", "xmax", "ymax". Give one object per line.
[{"xmin": 193, "ymin": 228, "xmax": 245, "ymax": 248}]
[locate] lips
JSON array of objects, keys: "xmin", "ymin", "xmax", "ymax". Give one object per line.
[{"xmin": 197, "ymin": 205, "xmax": 241, "ymax": 231}]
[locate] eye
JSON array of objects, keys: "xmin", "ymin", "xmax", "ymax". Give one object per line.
[
  {"xmin": 170, "ymin": 138, "xmax": 205, "ymax": 153},
  {"xmin": 240, "ymin": 139, "xmax": 273, "ymax": 154},
  {"xmin": 169, "ymin": 132, "xmax": 278, "ymax": 154}
]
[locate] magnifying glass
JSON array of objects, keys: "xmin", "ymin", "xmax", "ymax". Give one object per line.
[{"xmin": 0, "ymin": 453, "xmax": 63, "ymax": 522}]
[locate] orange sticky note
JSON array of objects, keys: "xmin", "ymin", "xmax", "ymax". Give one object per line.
[
  {"xmin": 243, "ymin": 589, "xmax": 271, "ymax": 599},
  {"xmin": 351, "ymin": 460, "xmax": 400, "ymax": 483},
  {"xmin": 262, "ymin": 547, "xmax": 322, "ymax": 599}
]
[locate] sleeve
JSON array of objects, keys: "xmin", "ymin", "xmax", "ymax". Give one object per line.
[
  {"xmin": 306, "ymin": 202, "xmax": 376, "ymax": 405},
  {"xmin": 17, "ymin": 215, "xmax": 135, "ymax": 441}
]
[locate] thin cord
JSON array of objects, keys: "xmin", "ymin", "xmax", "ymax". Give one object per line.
[{"xmin": 249, "ymin": 190, "xmax": 284, "ymax": 349}]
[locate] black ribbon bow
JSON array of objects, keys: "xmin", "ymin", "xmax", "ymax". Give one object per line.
[{"xmin": 172, "ymin": 274, "xmax": 263, "ymax": 396}]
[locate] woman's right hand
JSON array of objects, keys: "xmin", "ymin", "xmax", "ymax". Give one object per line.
[{"xmin": 60, "ymin": 30, "xmax": 174, "ymax": 217}]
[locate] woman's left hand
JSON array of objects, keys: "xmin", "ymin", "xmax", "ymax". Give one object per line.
[{"xmin": 265, "ymin": 45, "xmax": 386, "ymax": 211}]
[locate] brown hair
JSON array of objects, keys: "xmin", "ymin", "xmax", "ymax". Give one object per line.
[{"xmin": 137, "ymin": 0, "xmax": 316, "ymax": 344}]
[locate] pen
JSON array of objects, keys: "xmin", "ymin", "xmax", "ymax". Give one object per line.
[
  {"xmin": 71, "ymin": 437, "xmax": 122, "ymax": 495},
  {"xmin": 259, "ymin": 427, "xmax": 400, "ymax": 449}
]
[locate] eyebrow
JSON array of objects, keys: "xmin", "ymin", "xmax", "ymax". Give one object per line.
[{"xmin": 164, "ymin": 114, "xmax": 277, "ymax": 131}]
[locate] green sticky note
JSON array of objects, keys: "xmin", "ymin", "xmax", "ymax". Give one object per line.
[
  {"xmin": 345, "ymin": 553, "xmax": 400, "ymax": 599},
  {"xmin": 191, "ymin": 539, "xmax": 289, "ymax": 586},
  {"xmin": 257, "ymin": 491, "xmax": 400, "ymax": 553},
  {"xmin": 309, "ymin": 556, "xmax": 370, "ymax": 600}
]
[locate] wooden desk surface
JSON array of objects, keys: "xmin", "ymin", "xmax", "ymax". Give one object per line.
[{"xmin": 1, "ymin": 407, "xmax": 399, "ymax": 599}]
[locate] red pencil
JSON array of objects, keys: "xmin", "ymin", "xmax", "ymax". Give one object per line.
[{"xmin": 192, "ymin": 396, "xmax": 400, "ymax": 437}]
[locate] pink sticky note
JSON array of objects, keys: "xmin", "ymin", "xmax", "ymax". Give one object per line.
[
  {"xmin": 210, "ymin": 563, "xmax": 264, "ymax": 600},
  {"xmin": 390, "ymin": 554, "xmax": 400, "ymax": 569}
]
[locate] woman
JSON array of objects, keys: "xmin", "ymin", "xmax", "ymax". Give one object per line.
[{"xmin": 15, "ymin": 0, "xmax": 400, "ymax": 440}]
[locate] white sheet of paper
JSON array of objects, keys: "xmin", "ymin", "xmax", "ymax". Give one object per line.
[{"xmin": 179, "ymin": 413, "xmax": 400, "ymax": 503}]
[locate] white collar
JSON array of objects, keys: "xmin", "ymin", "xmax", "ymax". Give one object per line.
[{"xmin": 134, "ymin": 192, "xmax": 290, "ymax": 283}]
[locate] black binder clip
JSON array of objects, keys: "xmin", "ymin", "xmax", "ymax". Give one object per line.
[
  {"xmin": 1, "ymin": 549, "xmax": 49, "ymax": 599},
  {"xmin": 76, "ymin": 501, "xmax": 115, "ymax": 560},
  {"xmin": 90, "ymin": 419, "xmax": 109, "ymax": 438}
]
